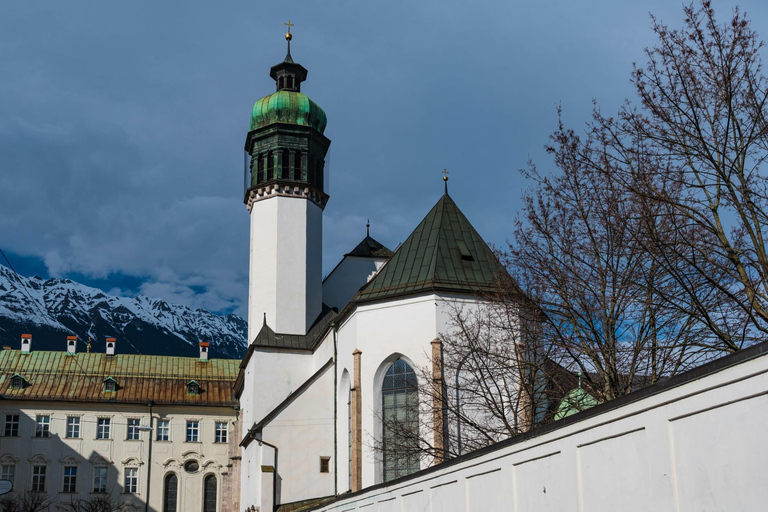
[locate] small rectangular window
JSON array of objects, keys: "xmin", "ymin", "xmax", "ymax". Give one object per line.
[
  {"xmin": 320, "ymin": 457, "xmax": 330, "ymax": 473},
  {"xmin": 66, "ymin": 416, "xmax": 81, "ymax": 439},
  {"xmin": 156, "ymin": 420, "xmax": 170, "ymax": 441},
  {"xmin": 62, "ymin": 466, "xmax": 77, "ymax": 493},
  {"xmin": 1, "ymin": 464, "xmax": 14, "ymax": 485},
  {"xmin": 214, "ymin": 422, "xmax": 227, "ymax": 444},
  {"xmin": 104, "ymin": 379, "xmax": 116, "ymax": 392},
  {"xmin": 97, "ymin": 418, "xmax": 111, "ymax": 439},
  {"xmin": 127, "ymin": 419, "xmax": 140, "ymax": 440},
  {"xmin": 93, "ymin": 467, "xmax": 108, "ymax": 493},
  {"xmin": 124, "ymin": 467, "xmax": 138, "ymax": 493},
  {"xmin": 4, "ymin": 414, "xmax": 19, "ymax": 437},
  {"xmin": 35, "ymin": 415, "xmax": 50, "ymax": 438},
  {"xmin": 186, "ymin": 421, "xmax": 199, "ymax": 442},
  {"xmin": 31, "ymin": 466, "xmax": 46, "ymax": 492},
  {"xmin": 10, "ymin": 375, "xmax": 23, "ymax": 389}
]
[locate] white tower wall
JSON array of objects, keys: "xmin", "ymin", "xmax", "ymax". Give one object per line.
[{"xmin": 248, "ymin": 194, "xmax": 323, "ymax": 338}]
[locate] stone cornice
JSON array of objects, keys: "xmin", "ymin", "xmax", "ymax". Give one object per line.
[{"xmin": 245, "ymin": 182, "xmax": 329, "ymax": 211}]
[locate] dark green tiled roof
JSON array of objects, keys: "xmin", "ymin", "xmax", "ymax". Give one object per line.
[{"xmin": 354, "ymin": 193, "xmax": 507, "ymax": 303}]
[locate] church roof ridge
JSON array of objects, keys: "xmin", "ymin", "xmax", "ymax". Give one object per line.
[
  {"xmin": 352, "ymin": 193, "xmax": 509, "ymax": 303},
  {"xmin": 344, "ymin": 234, "xmax": 394, "ymax": 259}
]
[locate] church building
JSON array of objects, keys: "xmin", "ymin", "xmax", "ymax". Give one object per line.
[{"xmin": 236, "ymin": 31, "xmax": 514, "ymax": 512}]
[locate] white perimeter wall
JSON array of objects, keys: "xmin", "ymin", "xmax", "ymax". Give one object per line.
[{"xmin": 315, "ymin": 347, "xmax": 768, "ymax": 511}]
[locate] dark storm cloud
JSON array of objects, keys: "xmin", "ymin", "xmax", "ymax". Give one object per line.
[{"xmin": 1, "ymin": 0, "xmax": 766, "ymax": 317}]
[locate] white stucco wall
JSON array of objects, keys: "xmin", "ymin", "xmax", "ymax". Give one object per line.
[
  {"xmin": 313, "ymin": 347, "xmax": 768, "ymax": 512},
  {"xmin": 249, "ymin": 196, "xmax": 323, "ymax": 338},
  {"xmin": 322, "ymin": 256, "xmax": 388, "ymax": 312}
]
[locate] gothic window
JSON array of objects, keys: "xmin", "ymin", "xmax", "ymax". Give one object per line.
[
  {"xmin": 294, "ymin": 151, "xmax": 302, "ymax": 180},
  {"xmin": 257, "ymin": 154, "xmax": 265, "ymax": 183},
  {"xmin": 267, "ymin": 151, "xmax": 274, "ymax": 180},
  {"xmin": 203, "ymin": 475, "xmax": 217, "ymax": 512},
  {"xmin": 163, "ymin": 474, "xmax": 178, "ymax": 512},
  {"xmin": 282, "ymin": 150, "xmax": 290, "ymax": 180},
  {"xmin": 278, "ymin": 77, "xmax": 284, "ymax": 89},
  {"xmin": 381, "ymin": 358, "xmax": 419, "ymax": 483}
]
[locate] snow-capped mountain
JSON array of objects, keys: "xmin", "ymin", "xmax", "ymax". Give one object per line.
[{"xmin": 0, "ymin": 264, "xmax": 246, "ymax": 358}]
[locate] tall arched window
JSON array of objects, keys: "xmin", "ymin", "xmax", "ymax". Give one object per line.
[
  {"xmin": 163, "ymin": 474, "xmax": 177, "ymax": 512},
  {"xmin": 281, "ymin": 150, "xmax": 290, "ymax": 180},
  {"xmin": 381, "ymin": 358, "xmax": 419, "ymax": 482},
  {"xmin": 203, "ymin": 475, "xmax": 216, "ymax": 512},
  {"xmin": 266, "ymin": 151, "xmax": 274, "ymax": 181},
  {"xmin": 257, "ymin": 154, "xmax": 265, "ymax": 183},
  {"xmin": 294, "ymin": 151, "xmax": 302, "ymax": 180}
]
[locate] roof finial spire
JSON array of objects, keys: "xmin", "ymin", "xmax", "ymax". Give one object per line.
[
  {"xmin": 442, "ymin": 168, "xmax": 449, "ymax": 195},
  {"xmin": 284, "ymin": 20, "xmax": 294, "ymax": 60},
  {"xmin": 263, "ymin": 312, "xmax": 267, "ymax": 327},
  {"xmin": 366, "ymin": 218, "xmax": 370, "ymax": 237}
]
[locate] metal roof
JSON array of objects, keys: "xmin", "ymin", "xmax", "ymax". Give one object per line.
[
  {"xmin": 354, "ymin": 192, "xmax": 508, "ymax": 303},
  {"xmin": 344, "ymin": 235, "xmax": 394, "ymax": 258},
  {"xmin": 0, "ymin": 349, "xmax": 239, "ymax": 407}
]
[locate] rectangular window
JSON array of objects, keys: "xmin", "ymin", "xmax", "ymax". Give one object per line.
[
  {"xmin": 186, "ymin": 421, "xmax": 199, "ymax": 442},
  {"xmin": 127, "ymin": 419, "xmax": 140, "ymax": 440},
  {"xmin": 93, "ymin": 467, "xmax": 108, "ymax": 493},
  {"xmin": 4, "ymin": 414, "xmax": 19, "ymax": 437},
  {"xmin": 62, "ymin": 466, "xmax": 77, "ymax": 493},
  {"xmin": 31, "ymin": 466, "xmax": 46, "ymax": 492},
  {"xmin": 1, "ymin": 464, "xmax": 14, "ymax": 485},
  {"xmin": 97, "ymin": 418, "xmax": 111, "ymax": 439},
  {"xmin": 320, "ymin": 457, "xmax": 330, "ymax": 473},
  {"xmin": 124, "ymin": 468, "xmax": 138, "ymax": 493},
  {"xmin": 66, "ymin": 416, "xmax": 81, "ymax": 438},
  {"xmin": 214, "ymin": 422, "xmax": 227, "ymax": 444},
  {"xmin": 156, "ymin": 420, "xmax": 170, "ymax": 441},
  {"xmin": 35, "ymin": 415, "xmax": 50, "ymax": 438}
]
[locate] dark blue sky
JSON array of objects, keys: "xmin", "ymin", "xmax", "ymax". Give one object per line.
[{"xmin": 2, "ymin": 1, "xmax": 766, "ymax": 317}]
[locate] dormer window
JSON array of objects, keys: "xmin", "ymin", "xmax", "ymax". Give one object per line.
[
  {"xmin": 103, "ymin": 377, "xmax": 118, "ymax": 393},
  {"xmin": 186, "ymin": 380, "xmax": 200, "ymax": 395},
  {"xmin": 10, "ymin": 374, "xmax": 25, "ymax": 389}
]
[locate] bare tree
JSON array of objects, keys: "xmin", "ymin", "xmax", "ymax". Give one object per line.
[
  {"xmin": 0, "ymin": 492, "xmax": 55, "ymax": 512},
  {"xmin": 59, "ymin": 493, "xmax": 122, "ymax": 512}
]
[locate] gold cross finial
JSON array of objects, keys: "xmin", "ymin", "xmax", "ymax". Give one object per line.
[
  {"xmin": 285, "ymin": 20, "xmax": 294, "ymax": 31},
  {"xmin": 442, "ymin": 168, "xmax": 449, "ymax": 181},
  {"xmin": 285, "ymin": 20, "xmax": 294, "ymax": 41}
]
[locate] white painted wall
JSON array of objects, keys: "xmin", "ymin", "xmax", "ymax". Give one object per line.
[
  {"xmin": 249, "ymin": 196, "xmax": 323, "ymax": 338},
  {"xmin": 323, "ymin": 256, "xmax": 388, "ymax": 311},
  {"xmin": 313, "ymin": 347, "xmax": 768, "ymax": 512},
  {"xmin": 261, "ymin": 365, "xmax": 335, "ymax": 505}
]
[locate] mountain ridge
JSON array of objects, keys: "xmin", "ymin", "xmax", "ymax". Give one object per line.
[{"xmin": 0, "ymin": 264, "xmax": 246, "ymax": 358}]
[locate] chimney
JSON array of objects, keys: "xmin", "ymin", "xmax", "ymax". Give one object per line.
[
  {"xmin": 20, "ymin": 334, "xmax": 32, "ymax": 354},
  {"xmin": 105, "ymin": 337, "xmax": 116, "ymax": 356},
  {"xmin": 199, "ymin": 342, "xmax": 209, "ymax": 361},
  {"xmin": 66, "ymin": 336, "xmax": 77, "ymax": 355}
]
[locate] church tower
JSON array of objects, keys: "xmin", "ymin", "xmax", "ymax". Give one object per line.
[{"xmin": 244, "ymin": 29, "xmax": 330, "ymax": 338}]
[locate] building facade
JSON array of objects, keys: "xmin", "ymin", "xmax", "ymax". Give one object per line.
[{"xmin": 0, "ymin": 336, "xmax": 241, "ymax": 512}]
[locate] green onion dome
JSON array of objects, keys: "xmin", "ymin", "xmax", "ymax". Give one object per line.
[{"xmin": 250, "ymin": 90, "xmax": 327, "ymax": 134}]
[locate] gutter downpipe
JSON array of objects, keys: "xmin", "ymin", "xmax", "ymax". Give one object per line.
[
  {"xmin": 259, "ymin": 438, "xmax": 279, "ymax": 512},
  {"xmin": 332, "ymin": 321, "xmax": 339, "ymax": 497},
  {"xmin": 144, "ymin": 401, "xmax": 154, "ymax": 512}
]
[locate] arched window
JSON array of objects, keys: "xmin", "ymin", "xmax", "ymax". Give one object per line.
[
  {"xmin": 267, "ymin": 151, "xmax": 274, "ymax": 180},
  {"xmin": 257, "ymin": 154, "xmax": 265, "ymax": 183},
  {"xmin": 381, "ymin": 358, "xmax": 419, "ymax": 482},
  {"xmin": 203, "ymin": 475, "xmax": 217, "ymax": 512},
  {"xmin": 163, "ymin": 474, "xmax": 177, "ymax": 512},
  {"xmin": 294, "ymin": 151, "xmax": 302, "ymax": 180},
  {"xmin": 286, "ymin": 76, "xmax": 293, "ymax": 89},
  {"xmin": 282, "ymin": 150, "xmax": 290, "ymax": 180},
  {"xmin": 278, "ymin": 77, "xmax": 284, "ymax": 89}
]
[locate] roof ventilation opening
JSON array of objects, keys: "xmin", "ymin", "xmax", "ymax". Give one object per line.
[
  {"xmin": 20, "ymin": 334, "xmax": 32, "ymax": 354},
  {"xmin": 66, "ymin": 336, "xmax": 77, "ymax": 355},
  {"xmin": 105, "ymin": 337, "xmax": 116, "ymax": 356},
  {"xmin": 457, "ymin": 241, "xmax": 475, "ymax": 262}
]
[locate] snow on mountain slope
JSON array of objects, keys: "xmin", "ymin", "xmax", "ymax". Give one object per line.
[{"xmin": 0, "ymin": 264, "xmax": 246, "ymax": 358}]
